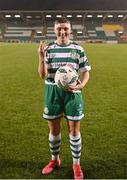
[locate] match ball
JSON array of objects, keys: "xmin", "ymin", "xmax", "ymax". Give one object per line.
[{"xmin": 55, "ymin": 65, "xmax": 78, "ymax": 90}]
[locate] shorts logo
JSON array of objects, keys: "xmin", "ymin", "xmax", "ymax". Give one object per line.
[
  {"xmin": 44, "ymin": 107, "xmax": 49, "ymax": 114},
  {"xmin": 79, "ymin": 110, "xmax": 83, "ymax": 115},
  {"xmin": 77, "ymin": 104, "xmax": 83, "ymax": 115}
]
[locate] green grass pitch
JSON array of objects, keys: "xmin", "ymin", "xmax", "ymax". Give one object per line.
[{"xmin": 0, "ymin": 43, "xmax": 127, "ymax": 179}]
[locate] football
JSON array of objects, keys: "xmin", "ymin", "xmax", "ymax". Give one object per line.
[{"xmin": 55, "ymin": 65, "xmax": 78, "ymax": 90}]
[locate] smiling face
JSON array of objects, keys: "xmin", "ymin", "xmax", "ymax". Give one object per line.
[{"xmin": 54, "ymin": 22, "xmax": 71, "ymax": 45}]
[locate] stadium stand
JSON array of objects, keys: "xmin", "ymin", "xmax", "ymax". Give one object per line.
[
  {"xmin": 0, "ymin": 29, "xmax": 3, "ymax": 40},
  {"xmin": 0, "ymin": 11, "xmax": 127, "ymax": 43},
  {"xmin": 4, "ymin": 26, "xmax": 32, "ymax": 42}
]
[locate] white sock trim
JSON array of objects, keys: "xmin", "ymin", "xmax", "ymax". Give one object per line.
[
  {"xmin": 69, "ymin": 133, "xmax": 82, "ymax": 165},
  {"xmin": 49, "ymin": 133, "xmax": 61, "ymax": 161},
  {"xmin": 69, "ymin": 133, "xmax": 81, "ymax": 140},
  {"xmin": 49, "ymin": 133, "xmax": 61, "ymax": 141}
]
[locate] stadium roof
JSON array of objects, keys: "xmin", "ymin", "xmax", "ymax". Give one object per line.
[
  {"xmin": 0, "ymin": 0, "xmax": 127, "ymax": 11},
  {"xmin": 0, "ymin": 10, "xmax": 127, "ymax": 22}
]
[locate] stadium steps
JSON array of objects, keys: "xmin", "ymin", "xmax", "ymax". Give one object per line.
[
  {"xmin": 102, "ymin": 24, "xmax": 123, "ymax": 31},
  {"xmin": 46, "ymin": 26, "xmax": 56, "ymax": 40},
  {"xmin": 102, "ymin": 24, "xmax": 122, "ymax": 42},
  {"xmin": 3, "ymin": 25, "xmax": 44, "ymax": 42},
  {"xmin": 85, "ymin": 21, "xmax": 107, "ymax": 41}
]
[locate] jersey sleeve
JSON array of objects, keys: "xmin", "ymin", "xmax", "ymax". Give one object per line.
[{"xmin": 79, "ymin": 48, "xmax": 91, "ymax": 72}]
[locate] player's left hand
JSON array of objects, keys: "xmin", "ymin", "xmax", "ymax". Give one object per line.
[{"xmin": 68, "ymin": 79, "xmax": 84, "ymax": 91}]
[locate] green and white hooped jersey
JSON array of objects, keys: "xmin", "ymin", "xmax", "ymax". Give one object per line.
[{"xmin": 45, "ymin": 40, "xmax": 91, "ymax": 84}]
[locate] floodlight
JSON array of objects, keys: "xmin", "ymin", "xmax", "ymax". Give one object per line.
[
  {"xmin": 67, "ymin": 15, "xmax": 72, "ymax": 18},
  {"xmin": 118, "ymin": 31, "xmax": 123, "ymax": 34},
  {"xmin": 14, "ymin": 15, "xmax": 21, "ymax": 18},
  {"xmin": 107, "ymin": 15, "xmax": 113, "ymax": 18},
  {"xmin": 5, "ymin": 15, "xmax": 11, "ymax": 18},
  {"xmin": 37, "ymin": 31, "xmax": 42, "ymax": 34},
  {"xmin": 77, "ymin": 31, "xmax": 83, "ymax": 34},
  {"xmin": 118, "ymin": 15, "xmax": 123, "ymax": 18},
  {"xmin": 97, "ymin": 15, "xmax": 103, "ymax": 18},
  {"xmin": 87, "ymin": 15, "xmax": 93, "ymax": 18},
  {"xmin": 26, "ymin": 16, "xmax": 32, "ymax": 18},
  {"xmin": 56, "ymin": 15, "xmax": 62, "ymax": 18},
  {"xmin": 76, "ymin": 15, "xmax": 82, "ymax": 18},
  {"xmin": 46, "ymin": 15, "xmax": 52, "ymax": 18}
]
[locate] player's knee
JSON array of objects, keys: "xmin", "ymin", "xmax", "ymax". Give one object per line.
[
  {"xmin": 69, "ymin": 129, "xmax": 80, "ymax": 136},
  {"xmin": 50, "ymin": 129, "xmax": 61, "ymax": 136},
  {"xmin": 48, "ymin": 124, "xmax": 61, "ymax": 136}
]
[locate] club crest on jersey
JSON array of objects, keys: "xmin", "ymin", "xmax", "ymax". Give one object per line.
[{"xmin": 71, "ymin": 50, "xmax": 79, "ymax": 59}]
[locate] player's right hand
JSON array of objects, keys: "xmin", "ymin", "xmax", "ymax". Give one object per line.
[{"xmin": 38, "ymin": 41, "xmax": 45, "ymax": 59}]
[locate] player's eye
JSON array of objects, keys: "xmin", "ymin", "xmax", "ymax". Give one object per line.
[
  {"xmin": 58, "ymin": 28, "xmax": 61, "ymax": 31},
  {"xmin": 64, "ymin": 28, "xmax": 68, "ymax": 31}
]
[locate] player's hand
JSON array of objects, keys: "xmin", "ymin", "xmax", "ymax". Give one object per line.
[
  {"xmin": 38, "ymin": 41, "xmax": 46, "ymax": 59},
  {"xmin": 68, "ymin": 79, "xmax": 84, "ymax": 91}
]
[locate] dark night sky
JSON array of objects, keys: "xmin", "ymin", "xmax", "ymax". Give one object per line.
[{"xmin": 0, "ymin": 0, "xmax": 127, "ymax": 11}]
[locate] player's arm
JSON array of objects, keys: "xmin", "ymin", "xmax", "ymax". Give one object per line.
[
  {"xmin": 79, "ymin": 71, "xmax": 89, "ymax": 88},
  {"xmin": 70, "ymin": 71, "xmax": 89, "ymax": 91},
  {"xmin": 38, "ymin": 42, "xmax": 48, "ymax": 79},
  {"xmin": 70, "ymin": 47, "xmax": 91, "ymax": 91}
]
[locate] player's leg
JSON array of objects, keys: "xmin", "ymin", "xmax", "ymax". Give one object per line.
[
  {"xmin": 42, "ymin": 118, "xmax": 61, "ymax": 175},
  {"xmin": 42, "ymin": 85, "xmax": 63, "ymax": 174},
  {"xmin": 48, "ymin": 118, "xmax": 61, "ymax": 161},
  {"xmin": 64, "ymin": 92, "xmax": 84, "ymax": 179},
  {"xmin": 67, "ymin": 120, "xmax": 81, "ymax": 165},
  {"xmin": 67, "ymin": 120, "xmax": 83, "ymax": 180}
]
